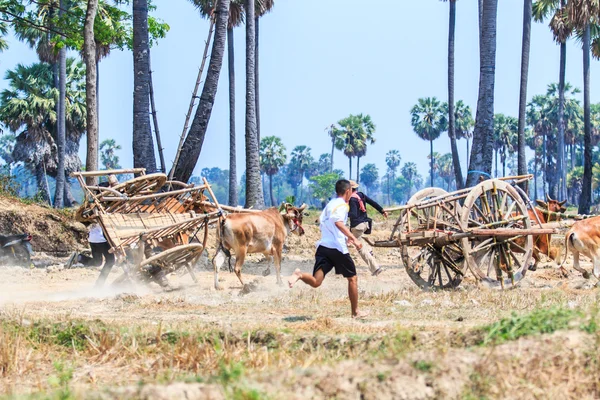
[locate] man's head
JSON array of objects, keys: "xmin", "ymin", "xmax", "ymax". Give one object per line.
[
  {"xmin": 335, "ymin": 179, "xmax": 353, "ymax": 202},
  {"xmin": 348, "ymin": 180, "xmax": 359, "ymax": 193}
]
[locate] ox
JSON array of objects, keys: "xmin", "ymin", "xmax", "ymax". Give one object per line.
[
  {"xmin": 559, "ymin": 215, "xmax": 600, "ymax": 281},
  {"xmin": 527, "ymin": 195, "xmax": 567, "ymax": 271},
  {"xmin": 212, "ymin": 203, "xmax": 307, "ymax": 290}
]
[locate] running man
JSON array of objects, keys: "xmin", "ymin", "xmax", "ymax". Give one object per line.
[{"xmin": 288, "ymin": 179, "xmax": 369, "ymax": 318}]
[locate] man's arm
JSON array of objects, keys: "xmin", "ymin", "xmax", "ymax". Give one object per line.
[
  {"xmin": 363, "ymin": 193, "xmax": 388, "ymax": 217},
  {"xmin": 335, "ymin": 221, "xmax": 362, "ymax": 250}
]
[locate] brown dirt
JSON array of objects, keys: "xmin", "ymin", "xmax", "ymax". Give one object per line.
[
  {"xmin": 1, "ymin": 204, "xmax": 600, "ymax": 399},
  {"xmin": 0, "ymin": 196, "xmax": 87, "ymax": 254}
]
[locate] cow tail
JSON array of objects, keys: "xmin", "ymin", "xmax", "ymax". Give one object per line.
[
  {"xmin": 216, "ymin": 217, "xmax": 233, "ymax": 272},
  {"xmin": 559, "ymin": 231, "xmax": 573, "ymax": 269}
]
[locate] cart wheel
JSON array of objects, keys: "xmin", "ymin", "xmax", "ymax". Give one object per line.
[
  {"xmin": 398, "ymin": 188, "xmax": 466, "ymax": 290},
  {"xmin": 460, "ymin": 179, "xmax": 533, "ymax": 288},
  {"xmin": 112, "ymin": 173, "xmax": 168, "ymax": 196},
  {"xmin": 139, "ymin": 243, "xmax": 204, "ymax": 275},
  {"xmin": 402, "ymin": 243, "xmax": 465, "ymax": 290}
]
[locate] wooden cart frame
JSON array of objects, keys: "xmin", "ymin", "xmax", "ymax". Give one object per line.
[
  {"xmin": 372, "ymin": 175, "xmax": 563, "ymax": 290},
  {"xmin": 72, "ymin": 169, "xmax": 223, "ymax": 286}
]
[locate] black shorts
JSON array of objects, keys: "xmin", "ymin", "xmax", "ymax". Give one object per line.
[{"xmin": 313, "ymin": 245, "xmax": 356, "ymax": 278}]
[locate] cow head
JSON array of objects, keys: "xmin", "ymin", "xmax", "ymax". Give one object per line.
[
  {"xmin": 279, "ymin": 203, "xmax": 307, "ymax": 235},
  {"xmin": 536, "ymin": 194, "xmax": 567, "ymax": 215}
]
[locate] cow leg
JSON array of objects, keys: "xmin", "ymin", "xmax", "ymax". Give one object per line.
[
  {"xmin": 528, "ymin": 250, "xmax": 540, "ymax": 271},
  {"xmin": 212, "ymin": 247, "xmax": 225, "ymax": 290},
  {"xmin": 262, "ymin": 251, "xmax": 272, "ymax": 276},
  {"xmin": 234, "ymin": 247, "xmax": 247, "ymax": 287},
  {"xmin": 273, "ymin": 247, "xmax": 283, "ymax": 286},
  {"xmin": 593, "ymin": 256, "xmax": 600, "ymax": 283},
  {"xmin": 572, "ymin": 251, "xmax": 590, "ymax": 279}
]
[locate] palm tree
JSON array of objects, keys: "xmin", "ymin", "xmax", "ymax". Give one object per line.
[
  {"xmin": 402, "ymin": 162, "xmax": 419, "ymax": 196},
  {"xmin": 0, "ymin": 60, "xmax": 86, "ymax": 205},
  {"xmin": 259, "ymin": 136, "xmax": 286, "ymax": 206},
  {"xmin": 227, "ymin": 1, "xmax": 244, "ymax": 206},
  {"xmin": 334, "ymin": 114, "xmax": 375, "ymax": 180},
  {"xmin": 533, "ymin": 0, "xmax": 574, "ymax": 203},
  {"xmin": 441, "ymin": 0, "xmax": 464, "ymax": 189},
  {"xmin": 411, "ymin": 97, "xmax": 444, "ymax": 187},
  {"xmin": 493, "ymin": 114, "xmax": 518, "ymax": 177},
  {"xmin": 517, "ymin": 0, "xmax": 533, "ymax": 189},
  {"xmin": 83, "ymin": 0, "xmax": 98, "ymax": 186},
  {"xmin": 452, "ymin": 100, "xmax": 474, "ymax": 165},
  {"xmin": 326, "ymin": 124, "xmax": 342, "ymax": 172},
  {"xmin": 353, "ymin": 114, "xmax": 376, "ymax": 183},
  {"xmin": 54, "ymin": 0, "xmax": 67, "ymax": 208},
  {"xmin": 437, "ymin": 153, "xmax": 455, "ymax": 190},
  {"xmin": 290, "ymin": 145, "xmax": 314, "ymax": 202},
  {"xmin": 170, "ymin": 0, "xmax": 231, "ymax": 183},
  {"xmin": 243, "ymin": 0, "xmax": 264, "ymax": 208},
  {"xmin": 466, "ymin": 0, "xmax": 498, "ymax": 187},
  {"xmin": 254, "ymin": 0, "xmax": 275, "ymax": 148},
  {"xmin": 385, "ymin": 150, "xmax": 401, "ymax": 205},
  {"xmin": 566, "ymin": 0, "xmax": 599, "ymax": 213},
  {"xmin": 99, "ymin": 139, "xmax": 122, "ymax": 170},
  {"xmin": 132, "ymin": 0, "xmax": 157, "ymax": 173}
]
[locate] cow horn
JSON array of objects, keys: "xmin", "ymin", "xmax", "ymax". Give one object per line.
[
  {"xmin": 298, "ymin": 203, "xmax": 307, "ymax": 211},
  {"xmin": 559, "ymin": 199, "xmax": 567, "ymax": 206},
  {"xmin": 546, "ymin": 194, "xmax": 551, "ymax": 202}
]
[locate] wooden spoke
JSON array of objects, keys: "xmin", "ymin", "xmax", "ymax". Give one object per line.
[
  {"xmin": 402, "ymin": 243, "xmax": 465, "ymax": 290},
  {"xmin": 460, "ymin": 179, "xmax": 532, "ymax": 289}
]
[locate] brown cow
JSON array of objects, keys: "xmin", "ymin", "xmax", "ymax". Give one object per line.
[
  {"xmin": 212, "ymin": 203, "xmax": 307, "ymax": 290},
  {"xmin": 527, "ymin": 195, "xmax": 567, "ymax": 271},
  {"xmin": 559, "ymin": 216, "xmax": 600, "ymax": 280}
]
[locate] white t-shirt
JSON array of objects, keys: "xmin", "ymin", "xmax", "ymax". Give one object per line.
[
  {"xmin": 317, "ymin": 197, "xmax": 349, "ymax": 254},
  {"xmin": 88, "ymin": 223, "xmax": 107, "ymax": 244}
]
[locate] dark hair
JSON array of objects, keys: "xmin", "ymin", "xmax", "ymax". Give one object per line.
[{"xmin": 335, "ymin": 179, "xmax": 351, "ymax": 195}]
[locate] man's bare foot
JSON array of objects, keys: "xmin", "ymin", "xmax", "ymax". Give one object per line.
[
  {"xmin": 352, "ymin": 310, "xmax": 370, "ymax": 319},
  {"xmin": 288, "ymin": 269, "xmax": 303, "ymax": 288}
]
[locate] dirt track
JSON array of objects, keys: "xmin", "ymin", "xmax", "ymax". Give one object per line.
[{"xmin": 2, "ymin": 220, "xmax": 600, "ymax": 399}]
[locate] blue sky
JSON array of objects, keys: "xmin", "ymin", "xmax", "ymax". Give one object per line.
[{"xmin": 1, "ymin": 0, "xmax": 599, "ymax": 182}]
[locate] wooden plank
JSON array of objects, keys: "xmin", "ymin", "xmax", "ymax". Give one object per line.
[
  {"xmin": 71, "ymin": 168, "xmax": 146, "ymax": 178},
  {"xmin": 469, "ymin": 228, "xmax": 558, "ymax": 237}
]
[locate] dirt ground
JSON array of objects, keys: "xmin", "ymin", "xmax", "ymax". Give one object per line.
[{"xmin": 1, "ymin": 204, "xmax": 600, "ymax": 399}]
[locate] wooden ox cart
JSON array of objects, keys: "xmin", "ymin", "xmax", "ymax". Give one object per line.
[
  {"xmin": 372, "ymin": 175, "xmax": 569, "ymax": 290},
  {"xmin": 72, "ymin": 168, "xmax": 223, "ymax": 287}
]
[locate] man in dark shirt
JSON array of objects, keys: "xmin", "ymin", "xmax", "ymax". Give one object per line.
[{"xmin": 348, "ymin": 180, "xmax": 388, "ymax": 276}]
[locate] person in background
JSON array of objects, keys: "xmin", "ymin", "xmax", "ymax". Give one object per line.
[
  {"xmin": 347, "ymin": 180, "xmax": 387, "ymax": 276},
  {"xmin": 66, "ymin": 175, "xmax": 118, "ymax": 288}
]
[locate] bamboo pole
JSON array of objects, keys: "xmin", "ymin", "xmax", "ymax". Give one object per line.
[
  {"xmin": 71, "ymin": 168, "xmax": 146, "ymax": 178},
  {"xmin": 170, "ymin": 17, "xmax": 216, "ymax": 181},
  {"xmin": 148, "ymin": 52, "xmax": 166, "ymax": 173}
]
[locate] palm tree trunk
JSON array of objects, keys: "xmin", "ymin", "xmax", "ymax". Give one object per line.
[
  {"xmin": 543, "ymin": 133, "xmax": 547, "ymax": 198},
  {"xmin": 170, "ymin": 0, "xmax": 230, "ymax": 183},
  {"xmin": 330, "ymin": 139, "xmax": 335, "ymax": 173},
  {"xmin": 83, "ymin": 0, "xmax": 99, "ymax": 187},
  {"xmin": 517, "ymin": 0, "xmax": 531, "ymax": 190},
  {"xmin": 466, "ymin": 0, "xmax": 498, "ymax": 187},
  {"xmin": 387, "ymin": 174, "xmax": 390, "ymax": 205},
  {"xmin": 64, "ymin": 181, "xmax": 75, "ymax": 207},
  {"xmin": 579, "ymin": 24, "xmax": 592, "ymax": 214},
  {"xmin": 255, "ymin": 16, "xmax": 260, "ymax": 149},
  {"xmin": 430, "ymin": 139, "xmax": 434, "ymax": 187},
  {"xmin": 448, "ymin": 0, "xmax": 464, "ymax": 189},
  {"xmin": 533, "ymin": 155, "xmax": 538, "ymax": 200},
  {"xmin": 170, "ymin": 18, "xmax": 215, "ymax": 181},
  {"xmin": 349, "ymin": 157, "xmax": 352, "ymax": 181},
  {"xmin": 244, "ymin": 0, "xmax": 265, "ymax": 209},
  {"xmin": 356, "ymin": 156, "xmax": 360, "ymax": 183},
  {"xmin": 557, "ymin": 33, "xmax": 567, "ymax": 201},
  {"xmin": 132, "ymin": 0, "xmax": 157, "ymax": 173},
  {"xmin": 54, "ymin": 0, "xmax": 67, "ymax": 208},
  {"xmin": 269, "ymin": 173, "xmax": 275, "ymax": 207},
  {"xmin": 466, "ymin": 138, "xmax": 470, "ymax": 166},
  {"xmin": 494, "ymin": 149, "xmax": 498, "ymax": 178},
  {"xmin": 148, "ymin": 52, "xmax": 165, "ymax": 173},
  {"xmin": 227, "ymin": 27, "xmax": 237, "ymax": 206}
]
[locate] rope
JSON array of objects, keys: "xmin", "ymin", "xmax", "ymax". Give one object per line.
[{"xmin": 534, "ymin": 207, "xmax": 597, "ymax": 220}]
